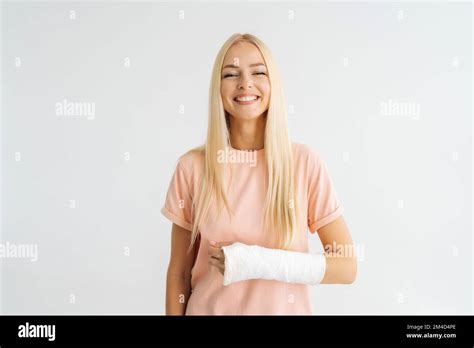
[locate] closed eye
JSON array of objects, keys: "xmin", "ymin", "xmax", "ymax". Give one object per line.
[{"xmin": 223, "ymin": 72, "xmax": 267, "ymax": 78}]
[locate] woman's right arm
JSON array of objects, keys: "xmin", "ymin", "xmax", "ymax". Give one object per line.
[{"xmin": 166, "ymin": 223, "xmax": 197, "ymax": 315}]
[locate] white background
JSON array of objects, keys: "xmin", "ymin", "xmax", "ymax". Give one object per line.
[{"xmin": 1, "ymin": 1, "xmax": 472, "ymax": 314}]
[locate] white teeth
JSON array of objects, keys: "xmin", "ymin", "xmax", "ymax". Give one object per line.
[{"xmin": 235, "ymin": 95, "xmax": 258, "ymax": 102}]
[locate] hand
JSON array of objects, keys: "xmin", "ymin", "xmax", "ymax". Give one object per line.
[{"xmin": 208, "ymin": 240, "xmax": 233, "ymax": 276}]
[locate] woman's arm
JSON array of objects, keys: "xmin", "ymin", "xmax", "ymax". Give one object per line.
[
  {"xmin": 166, "ymin": 223, "xmax": 197, "ymax": 315},
  {"xmin": 209, "ymin": 216, "xmax": 357, "ymax": 286},
  {"xmin": 317, "ymin": 216, "xmax": 358, "ymax": 284}
]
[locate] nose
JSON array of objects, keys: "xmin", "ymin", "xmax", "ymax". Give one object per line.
[{"xmin": 237, "ymin": 72, "xmax": 253, "ymax": 90}]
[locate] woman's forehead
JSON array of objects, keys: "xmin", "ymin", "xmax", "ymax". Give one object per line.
[{"xmin": 223, "ymin": 42, "xmax": 264, "ymax": 66}]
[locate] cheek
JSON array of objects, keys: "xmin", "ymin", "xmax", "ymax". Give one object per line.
[
  {"xmin": 260, "ymin": 83, "xmax": 271, "ymax": 106},
  {"xmin": 221, "ymin": 80, "xmax": 236, "ymax": 94},
  {"xmin": 261, "ymin": 96, "xmax": 270, "ymax": 110},
  {"xmin": 263, "ymin": 83, "xmax": 271, "ymax": 96},
  {"xmin": 220, "ymin": 84, "xmax": 234, "ymax": 104},
  {"xmin": 258, "ymin": 81, "xmax": 271, "ymax": 98}
]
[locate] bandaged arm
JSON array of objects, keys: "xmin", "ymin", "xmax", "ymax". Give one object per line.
[{"xmin": 221, "ymin": 242, "xmax": 326, "ymax": 286}]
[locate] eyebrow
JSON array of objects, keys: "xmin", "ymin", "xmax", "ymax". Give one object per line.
[{"xmin": 222, "ymin": 62, "xmax": 266, "ymax": 69}]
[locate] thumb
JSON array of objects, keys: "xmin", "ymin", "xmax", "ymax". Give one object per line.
[{"xmin": 216, "ymin": 241, "xmax": 234, "ymax": 248}]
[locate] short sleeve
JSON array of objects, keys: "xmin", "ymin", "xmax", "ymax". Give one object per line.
[
  {"xmin": 307, "ymin": 150, "xmax": 344, "ymax": 233},
  {"xmin": 161, "ymin": 161, "xmax": 194, "ymax": 232}
]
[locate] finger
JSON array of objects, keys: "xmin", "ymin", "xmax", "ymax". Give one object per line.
[
  {"xmin": 208, "ymin": 247, "xmax": 221, "ymax": 258},
  {"xmin": 208, "ymin": 241, "xmax": 222, "ymax": 251},
  {"xmin": 215, "ymin": 241, "xmax": 234, "ymax": 248},
  {"xmin": 209, "ymin": 257, "xmax": 221, "ymax": 268},
  {"xmin": 208, "ymin": 244, "xmax": 221, "ymax": 252},
  {"xmin": 210, "ymin": 248, "xmax": 224, "ymax": 260},
  {"xmin": 209, "ymin": 256, "xmax": 223, "ymax": 266},
  {"xmin": 218, "ymin": 260, "xmax": 225, "ymax": 275}
]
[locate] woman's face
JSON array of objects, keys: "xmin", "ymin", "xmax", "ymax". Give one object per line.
[{"xmin": 220, "ymin": 41, "xmax": 270, "ymax": 121}]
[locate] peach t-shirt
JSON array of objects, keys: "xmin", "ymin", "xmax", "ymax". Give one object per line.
[{"xmin": 161, "ymin": 142, "xmax": 344, "ymax": 315}]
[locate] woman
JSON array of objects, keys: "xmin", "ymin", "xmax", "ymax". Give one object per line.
[{"xmin": 161, "ymin": 33, "xmax": 357, "ymax": 315}]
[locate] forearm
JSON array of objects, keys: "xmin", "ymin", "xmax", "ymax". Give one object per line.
[
  {"xmin": 222, "ymin": 242, "xmax": 357, "ymax": 286},
  {"xmin": 166, "ymin": 272, "xmax": 192, "ymax": 315},
  {"xmin": 320, "ymin": 252, "xmax": 357, "ymax": 284}
]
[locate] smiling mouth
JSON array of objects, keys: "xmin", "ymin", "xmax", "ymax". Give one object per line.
[{"xmin": 233, "ymin": 96, "xmax": 261, "ymax": 105}]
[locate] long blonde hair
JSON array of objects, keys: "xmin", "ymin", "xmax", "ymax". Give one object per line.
[{"xmin": 183, "ymin": 33, "xmax": 300, "ymax": 254}]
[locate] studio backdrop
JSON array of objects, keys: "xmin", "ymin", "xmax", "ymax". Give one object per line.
[{"xmin": 1, "ymin": 1, "xmax": 472, "ymax": 314}]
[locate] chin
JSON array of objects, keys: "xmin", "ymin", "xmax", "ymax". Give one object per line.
[{"xmin": 233, "ymin": 113, "xmax": 263, "ymax": 120}]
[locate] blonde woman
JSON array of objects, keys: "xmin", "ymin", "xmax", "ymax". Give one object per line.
[{"xmin": 162, "ymin": 33, "xmax": 357, "ymax": 315}]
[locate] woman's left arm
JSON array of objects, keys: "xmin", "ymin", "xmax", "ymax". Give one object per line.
[
  {"xmin": 317, "ymin": 216, "xmax": 358, "ymax": 284},
  {"xmin": 208, "ymin": 216, "xmax": 358, "ymax": 285}
]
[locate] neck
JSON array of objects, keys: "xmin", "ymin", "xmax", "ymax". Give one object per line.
[{"xmin": 228, "ymin": 114, "xmax": 266, "ymax": 151}]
